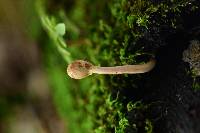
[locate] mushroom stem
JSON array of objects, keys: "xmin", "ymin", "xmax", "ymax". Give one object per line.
[{"xmin": 91, "ymin": 59, "xmax": 156, "ymax": 74}]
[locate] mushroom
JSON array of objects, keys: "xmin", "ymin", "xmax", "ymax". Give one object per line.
[{"xmin": 67, "ymin": 59, "xmax": 156, "ymax": 79}]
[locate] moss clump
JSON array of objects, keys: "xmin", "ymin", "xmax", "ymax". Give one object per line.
[{"xmin": 90, "ymin": 0, "xmax": 200, "ymax": 132}]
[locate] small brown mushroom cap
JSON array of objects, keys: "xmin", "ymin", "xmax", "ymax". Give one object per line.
[{"xmin": 67, "ymin": 60, "xmax": 94, "ymax": 79}]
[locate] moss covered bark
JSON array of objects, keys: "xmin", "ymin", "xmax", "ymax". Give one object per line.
[{"xmin": 38, "ymin": 0, "xmax": 200, "ymax": 132}]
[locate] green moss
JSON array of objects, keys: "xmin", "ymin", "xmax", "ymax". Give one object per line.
[
  {"xmin": 145, "ymin": 119, "xmax": 153, "ymax": 133},
  {"xmin": 193, "ymin": 82, "xmax": 200, "ymax": 92}
]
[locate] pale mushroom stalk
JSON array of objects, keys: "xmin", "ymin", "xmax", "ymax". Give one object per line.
[
  {"xmin": 67, "ymin": 59, "xmax": 156, "ymax": 79},
  {"xmin": 91, "ymin": 59, "xmax": 155, "ymax": 74}
]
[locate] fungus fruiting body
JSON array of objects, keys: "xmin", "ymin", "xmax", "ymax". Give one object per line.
[{"xmin": 67, "ymin": 59, "xmax": 156, "ymax": 79}]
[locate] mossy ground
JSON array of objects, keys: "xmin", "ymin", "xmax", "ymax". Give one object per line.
[{"xmin": 37, "ymin": 0, "xmax": 200, "ymax": 132}]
